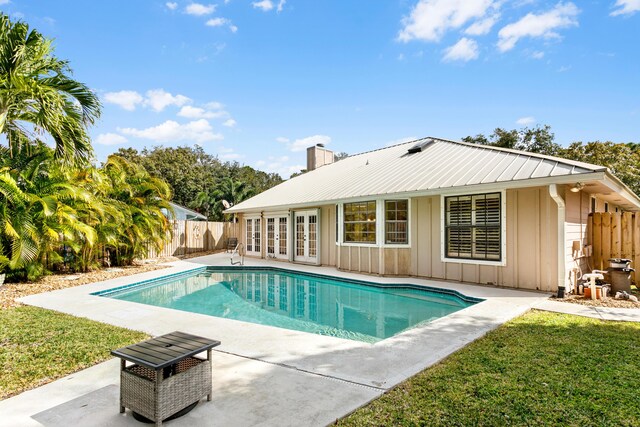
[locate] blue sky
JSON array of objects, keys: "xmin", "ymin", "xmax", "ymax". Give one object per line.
[{"xmin": 2, "ymin": 0, "xmax": 639, "ymax": 177}]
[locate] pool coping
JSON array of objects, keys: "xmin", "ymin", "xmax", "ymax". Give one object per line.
[
  {"xmin": 11, "ymin": 253, "xmax": 551, "ymax": 426},
  {"xmin": 92, "ymin": 265, "xmax": 483, "ymax": 344}
]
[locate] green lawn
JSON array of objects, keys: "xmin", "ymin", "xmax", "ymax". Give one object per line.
[
  {"xmin": 340, "ymin": 310, "xmax": 640, "ymax": 427},
  {"xmin": 0, "ymin": 306, "xmax": 147, "ymax": 400}
]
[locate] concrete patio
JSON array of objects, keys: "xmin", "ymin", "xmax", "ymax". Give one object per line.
[{"xmin": 2, "ymin": 253, "xmax": 549, "ymax": 427}]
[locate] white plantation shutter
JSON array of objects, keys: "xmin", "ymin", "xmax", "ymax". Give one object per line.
[{"xmin": 446, "ymin": 193, "xmax": 502, "ymax": 261}]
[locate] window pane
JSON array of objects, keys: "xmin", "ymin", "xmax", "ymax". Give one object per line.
[
  {"xmin": 385, "ymin": 199, "xmax": 408, "ymax": 244},
  {"xmin": 343, "ymin": 201, "xmax": 376, "ymax": 244},
  {"xmin": 445, "ymin": 193, "xmax": 501, "ymax": 261}
]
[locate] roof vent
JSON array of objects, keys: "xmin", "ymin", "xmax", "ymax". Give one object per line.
[{"xmin": 407, "ymin": 138, "xmax": 434, "ymax": 154}]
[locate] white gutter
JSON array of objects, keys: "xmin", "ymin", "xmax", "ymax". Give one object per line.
[{"xmin": 549, "ymin": 184, "xmax": 567, "ymax": 292}]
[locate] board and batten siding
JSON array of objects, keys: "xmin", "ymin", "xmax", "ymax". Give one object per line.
[
  {"xmin": 236, "ymin": 185, "xmax": 624, "ymax": 291},
  {"xmin": 329, "ymin": 187, "xmax": 559, "ymax": 290},
  {"xmin": 327, "ymin": 187, "xmax": 558, "ymax": 291}
]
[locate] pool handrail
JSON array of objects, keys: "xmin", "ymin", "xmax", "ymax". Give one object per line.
[{"xmin": 231, "ymin": 242, "xmax": 245, "ymax": 266}]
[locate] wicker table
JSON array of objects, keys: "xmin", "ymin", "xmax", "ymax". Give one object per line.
[{"xmin": 112, "ymin": 331, "xmax": 220, "ymax": 426}]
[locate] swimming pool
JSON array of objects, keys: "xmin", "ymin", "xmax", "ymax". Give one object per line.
[{"xmin": 95, "ymin": 267, "xmax": 482, "ymax": 343}]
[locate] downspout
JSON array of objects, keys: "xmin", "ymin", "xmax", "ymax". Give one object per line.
[{"xmin": 549, "ymin": 184, "xmax": 568, "ymax": 292}]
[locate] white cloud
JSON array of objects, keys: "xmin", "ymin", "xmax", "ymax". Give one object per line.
[
  {"xmin": 464, "ymin": 14, "xmax": 500, "ymax": 35},
  {"xmin": 397, "ymin": 53, "xmax": 406, "ymax": 61},
  {"xmin": 95, "ymin": 133, "xmax": 128, "ymax": 146},
  {"xmin": 119, "ymin": 119, "xmax": 223, "ymax": 143},
  {"xmin": 206, "ymin": 17, "xmax": 228, "ymax": 26},
  {"xmin": 443, "ymin": 37, "xmax": 479, "ymax": 62},
  {"xmin": 276, "ymin": 137, "xmax": 290, "ymax": 143},
  {"xmin": 0, "ymin": 0, "xmax": 10, "ymax": 4},
  {"xmin": 557, "ymin": 65, "xmax": 571, "ymax": 72},
  {"xmin": 206, "ymin": 17, "xmax": 237, "ymax": 32},
  {"xmin": 166, "ymin": 2, "xmax": 178, "ymax": 10},
  {"xmin": 497, "ymin": 2, "xmax": 579, "ymax": 52},
  {"xmin": 289, "ymin": 135, "xmax": 331, "ymax": 152},
  {"xmin": 178, "ymin": 105, "xmax": 219, "ymax": 119},
  {"xmin": 218, "ymin": 146, "xmax": 243, "ymax": 160},
  {"xmin": 252, "ymin": 0, "xmax": 274, "ymax": 11},
  {"xmin": 256, "ymin": 156, "xmax": 302, "ymax": 178},
  {"xmin": 145, "ymin": 89, "xmax": 191, "ymax": 112},
  {"xmin": 277, "ymin": 0, "xmax": 286, "ymax": 12},
  {"xmin": 281, "ymin": 165, "xmax": 305, "ymax": 178},
  {"xmin": 531, "ymin": 50, "xmax": 545, "ymax": 59},
  {"xmin": 103, "ymin": 90, "xmax": 144, "ymax": 111},
  {"xmin": 185, "ymin": 3, "xmax": 216, "ymax": 15},
  {"xmin": 611, "ymin": 0, "xmax": 640, "ymax": 16},
  {"xmin": 516, "ymin": 116, "xmax": 536, "ymax": 126},
  {"xmin": 204, "ymin": 101, "xmax": 224, "ymax": 110},
  {"xmin": 398, "ymin": 0, "xmax": 498, "ymax": 42},
  {"xmin": 222, "ymin": 119, "xmax": 237, "ymax": 127}
]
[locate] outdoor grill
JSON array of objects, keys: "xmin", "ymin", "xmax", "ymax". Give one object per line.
[{"xmin": 608, "ymin": 258, "xmax": 634, "ymax": 293}]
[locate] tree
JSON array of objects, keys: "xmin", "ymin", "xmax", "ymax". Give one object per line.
[
  {"xmin": 463, "ymin": 124, "xmax": 640, "ymax": 195},
  {"xmin": 0, "ymin": 142, "xmax": 98, "ymax": 279},
  {"xmin": 463, "ymin": 125, "xmax": 560, "ymax": 155},
  {"xmin": 0, "ymin": 14, "xmax": 101, "ymax": 164},
  {"xmin": 562, "ymin": 141, "xmax": 640, "ymax": 194},
  {"xmin": 100, "ymin": 155, "xmax": 173, "ymax": 266},
  {"xmin": 117, "ymin": 145, "xmax": 283, "ymax": 220}
]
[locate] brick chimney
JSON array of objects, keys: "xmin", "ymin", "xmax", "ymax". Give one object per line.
[{"xmin": 307, "ymin": 143, "xmax": 334, "ymax": 171}]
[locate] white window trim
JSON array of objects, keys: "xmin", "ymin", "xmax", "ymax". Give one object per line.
[
  {"xmin": 337, "ymin": 198, "xmax": 411, "ymax": 248},
  {"xmin": 440, "ymin": 190, "xmax": 507, "ymax": 267}
]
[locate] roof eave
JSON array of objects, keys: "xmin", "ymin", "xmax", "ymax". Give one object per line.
[
  {"xmin": 225, "ymin": 171, "xmax": 609, "ymax": 214},
  {"xmin": 601, "ymin": 171, "xmax": 640, "ymax": 211}
]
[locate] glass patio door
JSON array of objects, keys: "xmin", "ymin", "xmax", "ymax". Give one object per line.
[
  {"xmin": 266, "ymin": 216, "xmax": 288, "ymax": 260},
  {"xmin": 246, "ymin": 217, "xmax": 261, "ymax": 256},
  {"xmin": 294, "ymin": 210, "xmax": 318, "ymax": 263}
]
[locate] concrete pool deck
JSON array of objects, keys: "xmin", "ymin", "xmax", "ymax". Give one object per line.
[{"xmin": 3, "ymin": 253, "xmax": 549, "ymax": 426}]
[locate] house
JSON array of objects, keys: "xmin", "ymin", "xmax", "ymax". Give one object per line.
[
  {"xmin": 225, "ymin": 138, "xmax": 640, "ymax": 292},
  {"xmin": 165, "ymin": 202, "xmax": 207, "ymax": 221}
]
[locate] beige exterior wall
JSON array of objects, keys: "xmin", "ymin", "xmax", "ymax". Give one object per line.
[
  {"xmin": 327, "ymin": 187, "xmax": 558, "ymax": 291},
  {"xmin": 234, "ymin": 185, "xmax": 624, "ymax": 291}
]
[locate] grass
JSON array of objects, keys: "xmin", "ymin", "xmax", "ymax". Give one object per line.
[
  {"xmin": 340, "ymin": 310, "xmax": 640, "ymax": 427},
  {"xmin": 0, "ymin": 306, "xmax": 147, "ymax": 400}
]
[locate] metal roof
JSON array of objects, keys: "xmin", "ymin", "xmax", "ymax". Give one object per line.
[
  {"xmin": 166, "ymin": 202, "xmax": 208, "ymax": 221},
  {"xmin": 226, "ymin": 137, "xmax": 618, "ymax": 213}
]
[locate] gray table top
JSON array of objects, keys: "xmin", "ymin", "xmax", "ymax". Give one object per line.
[{"xmin": 111, "ymin": 331, "xmax": 220, "ymax": 370}]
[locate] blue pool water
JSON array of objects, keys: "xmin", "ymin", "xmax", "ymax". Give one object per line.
[{"xmin": 96, "ymin": 267, "xmax": 481, "ymax": 343}]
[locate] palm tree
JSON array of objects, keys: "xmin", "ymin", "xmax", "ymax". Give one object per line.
[
  {"xmin": 101, "ymin": 155, "xmax": 173, "ymax": 266},
  {"xmin": 0, "ymin": 14, "xmax": 101, "ymax": 164},
  {"xmin": 0, "ymin": 142, "xmax": 99, "ymax": 279}
]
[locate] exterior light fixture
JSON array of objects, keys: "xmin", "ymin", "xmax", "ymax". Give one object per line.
[{"xmin": 570, "ymin": 182, "xmax": 585, "ymax": 193}]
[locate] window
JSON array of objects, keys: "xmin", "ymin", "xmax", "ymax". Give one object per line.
[
  {"xmin": 591, "ymin": 197, "xmax": 596, "ymax": 213},
  {"xmin": 445, "ymin": 193, "xmax": 501, "ymax": 261},
  {"xmin": 343, "ymin": 201, "xmax": 376, "ymax": 243},
  {"xmin": 605, "ymin": 202, "xmax": 609, "ymax": 213},
  {"xmin": 385, "ymin": 200, "xmax": 408, "ymax": 244}
]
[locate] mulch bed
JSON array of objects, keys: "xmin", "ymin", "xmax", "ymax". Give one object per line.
[
  {"xmin": 552, "ymin": 293, "xmax": 640, "ymax": 309},
  {"xmin": 0, "ymin": 250, "xmax": 224, "ymax": 309}
]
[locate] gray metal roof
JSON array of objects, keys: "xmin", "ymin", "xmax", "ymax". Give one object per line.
[
  {"xmin": 227, "ymin": 137, "xmax": 611, "ymax": 213},
  {"xmin": 166, "ymin": 202, "xmax": 207, "ymax": 221}
]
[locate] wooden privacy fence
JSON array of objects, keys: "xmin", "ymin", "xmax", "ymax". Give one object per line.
[
  {"xmin": 146, "ymin": 220, "xmax": 239, "ymax": 258},
  {"xmin": 588, "ymin": 212, "xmax": 639, "ymax": 281}
]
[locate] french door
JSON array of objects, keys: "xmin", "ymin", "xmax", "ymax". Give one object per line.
[
  {"xmin": 266, "ymin": 216, "xmax": 288, "ymax": 260},
  {"xmin": 294, "ymin": 210, "xmax": 318, "ymax": 263},
  {"xmin": 246, "ymin": 217, "xmax": 261, "ymax": 256}
]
